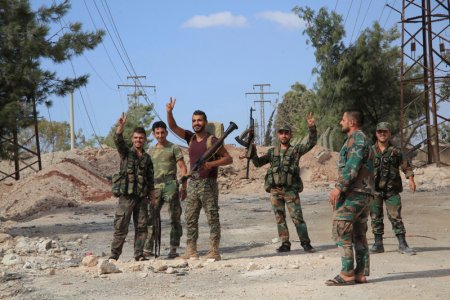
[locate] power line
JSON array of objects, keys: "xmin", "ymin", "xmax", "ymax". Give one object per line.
[
  {"xmin": 82, "ymin": 0, "xmax": 124, "ymax": 83},
  {"xmin": 383, "ymin": 0, "xmax": 398, "ymax": 28},
  {"xmin": 349, "ymin": 0, "xmax": 363, "ymax": 44},
  {"xmin": 68, "ymin": 60, "xmax": 103, "ymax": 149},
  {"xmin": 92, "ymin": 0, "xmax": 133, "ymax": 76},
  {"xmin": 357, "ymin": 0, "xmax": 374, "ymax": 34},
  {"xmin": 101, "ymin": 0, "xmax": 139, "ymax": 77},
  {"xmin": 51, "ymin": 0, "xmax": 104, "ymax": 148},
  {"xmin": 82, "ymin": 54, "xmax": 117, "ymax": 91},
  {"xmin": 343, "ymin": 0, "xmax": 355, "ymax": 27}
]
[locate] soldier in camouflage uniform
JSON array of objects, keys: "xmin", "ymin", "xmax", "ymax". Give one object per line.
[
  {"xmin": 166, "ymin": 97, "xmax": 233, "ymax": 261},
  {"xmin": 143, "ymin": 121, "xmax": 187, "ymax": 259},
  {"xmin": 251, "ymin": 113, "xmax": 316, "ymax": 253},
  {"xmin": 370, "ymin": 122, "xmax": 416, "ymax": 255},
  {"xmin": 109, "ymin": 113, "xmax": 154, "ymax": 261},
  {"xmin": 327, "ymin": 109, "xmax": 374, "ymax": 286}
]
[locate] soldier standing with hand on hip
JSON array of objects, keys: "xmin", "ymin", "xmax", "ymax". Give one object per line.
[{"xmin": 369, "ymin": 122, "xmax": 416, "ymax": 255}]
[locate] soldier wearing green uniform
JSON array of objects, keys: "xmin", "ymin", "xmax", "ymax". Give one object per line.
[
  {"xmin": 370, "ymin": 122, "xmax": 416, "ymax": 255},
  {"xmin": 251, "ymin": 113, "xmax": 316, "ymax": 253},
  {"xmin": 327, "ymin": 109, "xmax": 374, "ymax": 286},
  {"xmin": 109, "ymin": 113, "xmax": 154, "ymax": 262},
  {"xmin": 166, "ymin": 97, "xmax": 233, "ymax": 261},
  {"xmin": 143, "ymin": 121, "xmax": 188, "ymax": 259}
]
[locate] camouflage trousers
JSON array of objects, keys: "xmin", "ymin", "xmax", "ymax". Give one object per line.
[
  {"xmin": 185, "ymin": 178, "xmax": 220, "ymax": 244},
  {"xmin": 333, "ymin": 192, "xmax": 370, "ymax": 276},
  {"xmin": 144, "ymin": 180, "xmax": 182, "ymax": 252},
  {"xmin": 110, "ymin": 195, "xmax": 148, "ymax": 259},
  {"xmin": 370, "ymin": 193, "xmax": 406, "ymax": 235},
  {"xmin": 270, "ymin": 187, "xmax": 311, "ymax": 246}
]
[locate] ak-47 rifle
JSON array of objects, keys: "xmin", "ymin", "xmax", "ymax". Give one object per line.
[
  {"xmin": 235, "ymin": 108, "xmax": 256, "ymax": 179},
  {"xmin": 152, "ymin": 205, "xmax": 161, "ymax": 258},
  {"xmin": 178, "ymin": 121, "xmax": 238, "ymax": 184}
]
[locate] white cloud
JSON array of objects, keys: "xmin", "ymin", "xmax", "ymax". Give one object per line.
[
  {"xmin": 182, "ymin": 11, "xmax": 248, "ymax": 29},
  {"xmin": 256, "ymin": 11, "xmax": 304, "ymax": 29}
]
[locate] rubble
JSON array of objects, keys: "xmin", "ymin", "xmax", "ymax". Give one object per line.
[{"xmin": 97, "ymin": 259, "xmax": 122, "ymax": 275}]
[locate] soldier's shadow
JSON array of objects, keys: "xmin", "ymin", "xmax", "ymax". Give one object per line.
[
  {"xmin": 369, "ymin": 268, "xmax": 450, "ymax": 283},
  {"xmin": 218, "ymin": 243, "xmax": 337, "ymax": 259},
  {"xmin": 410, "ymin": 246, "xmax": 450, "ymax": 253}
]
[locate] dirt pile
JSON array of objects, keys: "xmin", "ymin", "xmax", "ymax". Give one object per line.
[
  {"xmin": 0, "ymin": 154, "xmax": 114, "ymax": 221},
  {"xmin": 1, "ymin": 144, "xmax": 449, "ymax": 222}
]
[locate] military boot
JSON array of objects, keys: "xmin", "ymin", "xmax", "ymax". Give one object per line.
[
  {"xmin": 397, "ymin": 234, "xmax": 416, "ymax": 255},
  {"xmin": 301, "ymin": 242, "xmax": 315, "ymax": 253},
  {"xmin": 204, "ymin": 240, "xmax": 221, "ymax": 261},
  {"xmin": 370, "ymin": 234, "xmax": 385, "ymax": 253},
  {"xmin": 167, "ymin": 246, "xmax": 179, "ymax": 259},
  {"xmin": 180, "ymin": 241, "xmax": 199, "ymax": 260},
  {"xmin": 276, "ymin": 242, "xmax": 291, "ymax": 253}
]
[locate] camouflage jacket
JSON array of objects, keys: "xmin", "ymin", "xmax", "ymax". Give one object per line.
[
  {"xmin": 251, "ymin": 126, "xmax": 317, "ymax": 193},
  {"xmin": 372, "ymin": 142, "xmax": 414, "ymax": 196},
  {"xmin": 336, "ymin": 130, "xmax": 374, "ymax": 195},
  {"xmin": 114, "ymin": 133, "xmax": 154, "ymax": 198}
]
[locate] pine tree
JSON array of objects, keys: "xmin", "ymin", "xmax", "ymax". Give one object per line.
[{"xmin": 0, "ymin": 0, "xmax": 104, "ymax": 158}]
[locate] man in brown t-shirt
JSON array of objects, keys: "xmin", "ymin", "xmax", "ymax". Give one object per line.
[{"xmin": 166, "ymin": 97, "xmax": 232, "ymax": 261}]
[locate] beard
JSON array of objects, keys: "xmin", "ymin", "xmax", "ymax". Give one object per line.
[
  {"xmin": 193, "ymin": 125, "xmax": 205, "ymax": 133},
  {"xmin": 341, "ymin": 126, "xmax": 349, "ymax": 133}
]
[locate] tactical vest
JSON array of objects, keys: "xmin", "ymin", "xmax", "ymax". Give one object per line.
[
  {"xmin": 112, "ymin": 150, "xmax": 152, "ymax": 198},
  {"xmin": 374, "ymin": 145, "xmax": 401, "ymax": 193},
  {"xmin": 264, "ymin": 145, "xmax": 302, "ymax": 193}
]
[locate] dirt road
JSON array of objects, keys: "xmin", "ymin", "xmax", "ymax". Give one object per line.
[{"xmin": 2, "ymin": 188, "xmax": 449, "ymax": 299}]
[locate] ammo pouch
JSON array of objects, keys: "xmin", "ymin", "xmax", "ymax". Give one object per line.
[
  {"xmin": 264, "ymin": 168, "xmax": 275, "ymax": 193},
  {"xmin": 111, "ymin": 172, "xmax": 127, "ymax": 197},
  {"xmin": 264, "ymin": 147, "xmax": 300, "ymax": 193},
  {"xmin": 112, "ymin": 154, "xmax": 130, "ymax": 197}
]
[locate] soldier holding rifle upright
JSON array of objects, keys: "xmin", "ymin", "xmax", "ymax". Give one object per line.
[
  {"xmin": 166, "ymin": 97, "xmax": 233, "ymax": 261},
  {"xmin": 143, "ymin": 121, "xmax": 188, "ymax": 259}
]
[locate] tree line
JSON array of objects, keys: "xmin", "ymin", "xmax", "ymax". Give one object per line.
[{"xmin": 1, "ymin": 2, "xmax": 447, "ymax": 157}]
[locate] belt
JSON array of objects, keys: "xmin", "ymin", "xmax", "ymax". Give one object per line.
[{"xmin": 154, "ymin": 174, "xmax": 177, "ymax": 184}]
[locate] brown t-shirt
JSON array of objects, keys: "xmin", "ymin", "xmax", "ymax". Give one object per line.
[{"xmin": 184, "ymin": 130, "xmax": 218, "ymax": 179}]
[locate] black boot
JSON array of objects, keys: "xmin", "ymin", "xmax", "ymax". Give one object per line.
[
  {"xmin": 397, "ymin": 234, "xmax": 416, "ymax": 255},
  {"xmin": 276, "ymin": 242, "xmax": 291, "ymax": 253},
  {"xmin": 301, "ymin": 242, "xmax": 315, "ymax": 253},
  {"xmin": 370, "ymin": 234, "xmax": 385, "ymax": 253}
]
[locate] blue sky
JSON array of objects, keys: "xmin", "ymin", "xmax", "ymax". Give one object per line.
[{"xmin": 32, "ymin": 0, "xmax": 411, "ymax": 145}]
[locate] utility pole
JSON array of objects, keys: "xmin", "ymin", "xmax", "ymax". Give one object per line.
[
  {"xmin": 245, "ymin": 84, "xmax": 279, "ymax": 146},
  {"xmin": 118, "ymin": 76, "xmax": 156, "ymax": 107},
  {"xmin": 399, "ymin": 0, "xmax": 449, "ymax": 167},
  {"xmin": 70, "ymin": 90, "xmax": 75, "ymax": 151}
]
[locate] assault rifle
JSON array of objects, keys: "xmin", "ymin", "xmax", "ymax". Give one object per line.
[
  {"xmin": 152, "ymin": 205, "xmax": 161, "ymax": 258},
  {"xmin": 235, "ymin": 107, "xmax": 256, "ymax": 179},
  {"xmin": 178, "ymin": 121, "xmax": 238, "ymax": 184}
]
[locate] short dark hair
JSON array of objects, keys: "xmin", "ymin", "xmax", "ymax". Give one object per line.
[
  {"xmin": 133, "ymin": 127, "xmax": 147, "ymax": 136},
  {"xmin": 152, "ymin": 121, "xmax": 167, "ymax": 132},
  {"xmin": 193, "ymin": 110, "xmax": 207, "ymax": 122},
  {"xmin": 345, "ymin": 109, "xmax": 364, "ymax": 126}
]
